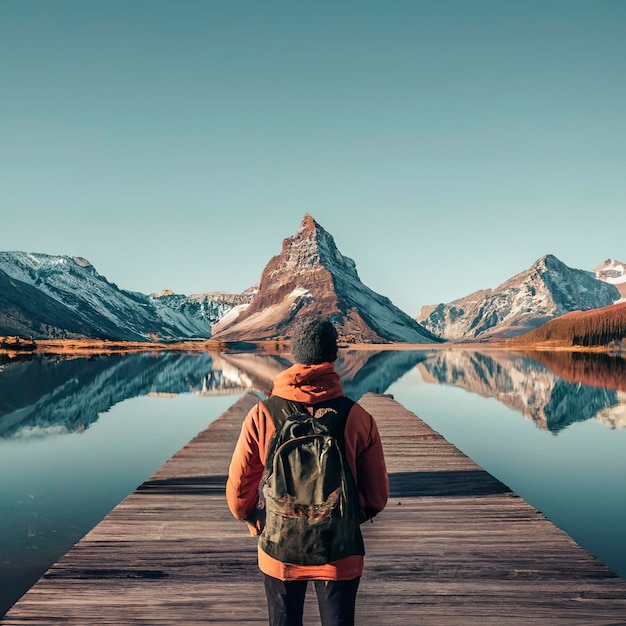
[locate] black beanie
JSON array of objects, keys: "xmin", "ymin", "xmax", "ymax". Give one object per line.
[{"xmin": 290, "ymin": 315, "xmax": 338, "ymax": 364}]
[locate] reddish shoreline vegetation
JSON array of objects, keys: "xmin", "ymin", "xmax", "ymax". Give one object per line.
[
  {"xmin": 0, "ymin": 335, "xmax": 36, "ymax": 352},
  {"xmin": 1, "ymin": 336, "xmax": 624, "ymax": 359},
  {"xmin": 504, "ymin": 301, "xmax": 626, "ymax": 351},
  {"xmin": 0, "ymin": 338, "xmax": 292, "ymax": 356}
]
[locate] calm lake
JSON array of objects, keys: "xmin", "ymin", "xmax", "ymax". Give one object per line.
[{"xmin": 1, "ymin": 348, "xmax": 626, "ymax": 616}]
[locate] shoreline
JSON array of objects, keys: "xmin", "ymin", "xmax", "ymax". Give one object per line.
[{"xmin": 1, "ymin": 337, "xmax": 624, "ymax": 356}]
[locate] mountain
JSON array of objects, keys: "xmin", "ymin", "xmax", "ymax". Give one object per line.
[
  {"xmin": 0, "ymin": 216, "xmax": 438, "ymax": 344},
  {"xmin": 150, "ymin": 288, "xmax": 255, "ymax": 331},
  {"xmin": 0, "ymin": 252, "xmax": 246, "ymax": 341},
  {"xmin": 211, "ymin": 214, "xmax": 442, "ymax": 343},
  {"xmin": 0, "ymin": 265, "xmax": 97, "ymax": 339},
  {"xmin": 416, "ymin": 254, "xmax": 620, "ymax": 341},
  {"xmin": 595, "ymin": 259, "xmax": 626, "ymax": 299}
]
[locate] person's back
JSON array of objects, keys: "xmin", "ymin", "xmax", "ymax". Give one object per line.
[
  {"xmin": 226, "ymin": 315, "xmax": 389, "ymax": 626},
  {"xmin": 257, "ymin": 393, "xmax": 364, "ymax": 568}
]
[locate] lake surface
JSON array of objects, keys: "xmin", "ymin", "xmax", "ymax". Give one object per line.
[{"xmin": 1, "ymin": 348, "xmax": 625, "ymax": 616}]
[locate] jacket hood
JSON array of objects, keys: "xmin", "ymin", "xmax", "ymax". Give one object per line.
[{"xmin": 271, "ymin": 362, "xmax": 344, "ymax": 404}]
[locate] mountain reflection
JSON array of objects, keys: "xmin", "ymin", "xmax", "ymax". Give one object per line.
[
  {"xmin": 3, "ymin": 348, "xmax": 624, "ymax": 439},
  {"xmin": 416, "ymin": 350, "xmax": 626, "ymax": 432},
  {"xmin": 0, "ymin": 350, "xmax": 426, "ymax": 439}
]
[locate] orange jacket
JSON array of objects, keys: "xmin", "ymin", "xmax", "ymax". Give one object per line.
[{"xmin": 226, "ymin": 362, "xmax": 389, "ymax": 581}]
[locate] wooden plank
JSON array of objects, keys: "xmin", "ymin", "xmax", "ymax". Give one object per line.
[
  {"xmin": 3, "ymin": 392, "xmax": 626, "ymax": 625},
  {"xmin": 355, "ymin": 394, "xmax": 626, "ymax": 625}
]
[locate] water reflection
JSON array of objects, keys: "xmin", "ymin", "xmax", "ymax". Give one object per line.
[
  {"xmin": 0, "ymin": 352, "xmax": 241, "ymax": 439},
  {"xmin": 0, "ymin": 350, "xmax": 427, "ymax": 440},
  {"xmin": 519, "ymin": 350, "xmax": 626, "ymax": 393},
  {"xmin": 219, "ymin": 349, "xmax": 429, "ymax": 399},
  {"xmin": 416, "ymin": 349, "xmax": 626, "ymax": 432},
  {"xmin": 2, "ymin": 348, "xmax": 625, "ymax": 440}
]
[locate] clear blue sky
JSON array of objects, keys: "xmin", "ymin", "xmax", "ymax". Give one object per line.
[{"xmin": 1, "ymin": 0, "xmax": 624, "ymax": 314}]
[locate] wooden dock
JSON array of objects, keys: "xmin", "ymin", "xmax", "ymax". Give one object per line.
[{"xmin": 3, "ymin": 392, "xmax": 626, "ymax": 625}]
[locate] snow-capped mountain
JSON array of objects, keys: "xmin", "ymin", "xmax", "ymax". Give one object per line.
[
  {"xmin": 1, "ymin": 264, "xmax": 96, "ymax": 339},
  {"xmin": 150, "ymin": 288, "xmax": 255, "ymax": 329},
  {"xmin": 595, "ymin": 259, "xmax": 626, "ymax": 299},
  {"xmin": 0, "ymin": 252, "xmax": 246, "ymax": 341},
  {"xmin": 417, "ymin": 255, "xmax": 620, "ymax": 341},
  {"xmin": 212, "ymin": 214, "xmax": 442, "ymax": 343}
]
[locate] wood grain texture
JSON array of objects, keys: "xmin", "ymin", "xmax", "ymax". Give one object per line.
[{"xmin": 3, "ymin": 392, "xmax": 626, "ymax": 625}]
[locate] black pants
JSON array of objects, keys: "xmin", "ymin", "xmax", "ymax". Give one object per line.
[{"xmin": 263, "ymin": 573, "xmax": 360, "ymax": 626}]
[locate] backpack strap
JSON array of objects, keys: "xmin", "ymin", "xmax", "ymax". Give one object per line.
[
  {"xmin": 261, "ymin": 395, "xmax": 355, "ymax": 460},
  {"xmin": 261, "ymin": 396, "xmax": 309, "ymax": 430},
  {"xmin": 262, "ymin": 395, "xmax": 355, "ymax": 432}
]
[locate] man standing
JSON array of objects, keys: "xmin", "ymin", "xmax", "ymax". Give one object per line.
[{"xmin": 226, "ymin": 316, "xmax": 389, "ymax": 626}]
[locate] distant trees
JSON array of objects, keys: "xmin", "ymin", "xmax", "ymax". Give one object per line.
[
  {"xmin": 572, "ymin": 310, "xmax": 626, "ymax": 347},
  {"xmin": 511, "ymin": 303, "xmax": 626, "ymax": 348}
]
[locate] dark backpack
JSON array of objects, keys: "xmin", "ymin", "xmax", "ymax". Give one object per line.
[{"xmin": 257, "ymin": 395, "xmax": 365, "ymax": 566}]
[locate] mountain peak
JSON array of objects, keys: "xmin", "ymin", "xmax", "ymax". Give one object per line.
[
  {"xmin": 276, "ymin": 214, "xmax": 358, "ymax": 280},
  {"xmin": 212, "ymin": 216, "xmax": 441, "ymax": 343},
  {"xmin": 71, "ymin": 256, "xmax": 93, "ymax": 268},
  {"xmin": 595, "ymin": 258, "xmax": 626, "ymax": 299},
  {"xmin": 418, "ymin": 254, "xmax": 620, "ymax": 341},
  {"xmin": 296, "ymin": 213, "xmax": 329, "ymax": 241},
  {"xmin": 299, "ymin": 213, "xmax": 317, "ymax": 232},
  {"xmin": 533, "ymin": 254, "xmax": 563, "ymax": 270},
  {"xmin": 595, "ymin": 258, "xmax": 625, "ymax": 274}
]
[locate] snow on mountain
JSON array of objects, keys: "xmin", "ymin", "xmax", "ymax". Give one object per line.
[
  {"xmin": 595, "ymin": 258, "xmax": 626, "ymax": 281},
  {"xmin": 417, "ymin": 255, "xmax": 621, "ymax": 341},
  {"xmin": 6, "ymin": 238, "xmax": 618, "ymax": 346},
  {"xmin": 212, "ymin": 214, "xmax": 442, "ymax": 343},
  {"xmin": 595, "ymin": 258, "xmax": 626, "ymax": 299},
  {"xmin": 0, "ymin": 252, "xmax": 224, "ymax": 340},
  {"xmin": 0, "ymin": 266, "xmax": 95, "ymax": 338},
  {"xmin": 150, "ymin": 290, "xmax": 254, "ymax": 333}
]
